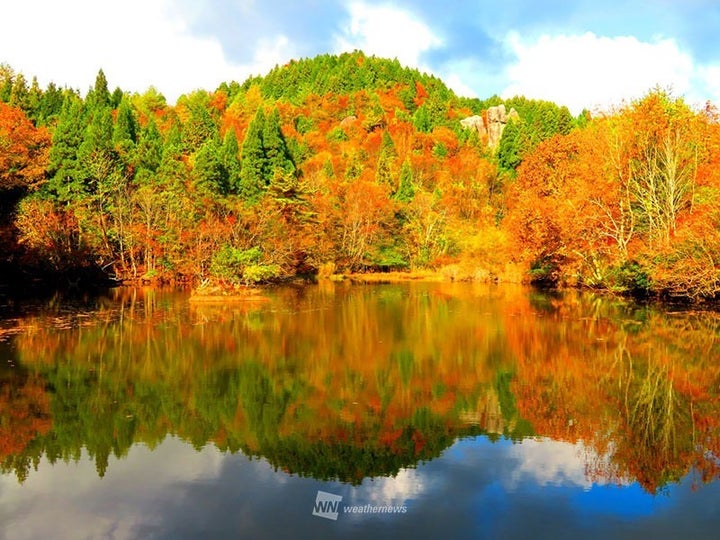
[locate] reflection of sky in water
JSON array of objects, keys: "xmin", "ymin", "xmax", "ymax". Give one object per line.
[{"xmin": 0, "ymin": 435, "xmax": 717, "ymax": 540}]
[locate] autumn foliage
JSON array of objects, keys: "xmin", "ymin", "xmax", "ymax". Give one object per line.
[
  {"xmin": 0, "ymin": 102, "xmax": 49, "ymax": 191},
  {"xmin": 1, "ymin": 55, "xmax": 719, "ymax": 299},
  {"xmin": 507, "ymin": 90, "xmax": 720, "ymax": 298}
]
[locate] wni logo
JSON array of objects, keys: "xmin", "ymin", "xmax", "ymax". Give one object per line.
[{"xmin": 312, "ymin": 490, "xmax": 343, "ymax": 521}]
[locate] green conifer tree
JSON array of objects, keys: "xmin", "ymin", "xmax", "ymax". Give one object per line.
[
  {"xmin": 80, "ymin": 106, "xmax": 114, "ymax": 157},
  {"xmin": 375, "ymin": 130, "xmax": 397, "ymax": 188},
  {"xmin": 26, "ymin": 77, "xmax": 43, "ymax": 124},
  {"xmin": 8, "ymin": 73, "xmax": 29, "ymax": 112},
  {"xmin": 193, "ymin": 136, "xmax": 228, "ymax": 195},
  {"xmin": 239, "ymin": 108, "xmax": 267, "ymax": 203},
  {"xmin": 413, "ymin": 105, "xmax": 431, "ymax": 133},
  {"xmin": 37, "ymin": 82, "xmax": 64, "ymax": 126},
  {"xmin": 395, "ymin": 158, "xmax": 415, "ymax": 203},
  {"xmin": 47, "ymin": 94, "xmax": 87, "ymax": 199},
  {"xmin": 87, "ymin": 69, "xmax": 111, "ymax": 109},
  {"xmin": 222, "ymin": 129, "xmax": 241, "ymax": 192},
  {"xmin": 180, "ymin": 91, "xmax": 216, "ymax": 153},
  {"xmin": 497, "ymin": 120, "xmax": 522, "ymax": 171},
  {"xmin": 156, "ymin": 124, "xmax": 188, "ymax": 189},
  {"xmin": 135, "ymin": 117, "xmax": 163, "ymax": 178},
  {"xmin": 0, "ymin": 64, "xmax": 12, "ymax": 103},
  {"xmin": 110, "ymin": 87, "xmax": 124, "ymax": 108},
  {"xmin": 262, "ymin": 107, "xmax": 295, "ymax": 182},
  {"xmin": 113, "ymin": 98, "xmax": 138, "ymax": 156}
]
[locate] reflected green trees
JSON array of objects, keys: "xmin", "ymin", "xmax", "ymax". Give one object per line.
[{"xmin": 0, "ymin": 284, "xmax": 719, "ymax": 491}]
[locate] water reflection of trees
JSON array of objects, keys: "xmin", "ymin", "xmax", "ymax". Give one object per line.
[
  {"xmin": 0, "ymin": 285, "xmax": 533, "ymax": 483},
  {"xmin": 0, "ymin": 284, "xmax": 718, "ymax": 492},
  {"xmin": 0, "ymin": 372, "xmax": 52, "ymax": 481},
  {"xmin": 618, "ymin": 357, "xmax": 691, "ymax": 491},
  {"xmin": 507, "ymin": 291, "xmax": 720, "ymax": 494}
]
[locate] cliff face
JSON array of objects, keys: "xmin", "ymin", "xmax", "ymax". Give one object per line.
[{"xmin": 461, "ymin": 104, "xmax": 519, "ymax": 148}]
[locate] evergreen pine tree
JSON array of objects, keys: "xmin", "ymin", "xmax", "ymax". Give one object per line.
[
  {"xmin": 78, "ymin": 106, "xmax": 117, "ymax": 194},
  {"xmin": 239, "ymin": 108, "xmax": 266, "ymax": 203},
  {"xmin": 222, "ymin": 129, "xmax": 241, "ymax": 192},
  {"xmin": 139, "ymin": 119, "xmax": 163, "ymax": 168},
  {"xmin": 556, "ymin": 105, "xmax": 574, "ymax": 135},
  {"xmin": 576, "ymin": 109, "xmax": 591, "ymax": 129},
  {"xmin": 395, "ymin": 158, "xmax": 415, "ymax": 203},
  {"xmin": 0, "ymin": 64, "xmax": 12, "ymax": 103},
  {"xmin": 497, "ymin": 120, "xmax": 522, "ymax": 171},
  {"xmin": 164, "ymin": 123, "xmax": 183, "ymax": 157},
  {"xmin": 375, "ymin": 130, "xmax": 397, "ymax": 188},
  {"xmin": 87, "ymin": 69, "xmax": 111, "ymax": 109},
  {"xmin": 8, "ymin": 73, "xmax": 29, "ymax": 112},
  {"xmin": 180, "ymin": 91, "xmax": 216, "ymax": 153},
  {"xmin": 26, "ymin": 77, "xmax": 43, "ymax": 124},
  {"xmin": 193, "ymin": 136, "xmax": 228, "ymax": 195},
  {"xmin": 37, "ymin": 82, "xmax": 64, "ymax": 126},
  {"xmin": 135, "ymin": 117, "xmax": 163, "ymax": 180},
  {"xmin": 398, "ymin": 83, "xmax": 417, "ymax": 112},
  {"xmin": 156, "ymin": 124, "xmax": 188, "ymax": 189},
  {"xmin": 262, "ymin": 107, "xmax": 295, "ymax": 182},
  {"xmin": 113, "ymin": 98, "xmax": 138, "ymax": 155},
  {"xmin": 80, "ymin": 106, "xmax": 114, "ymax": 157},
  {"xmin": 110, "ymin": 87, "xmax": 124, "ymax": 108},
  {"xmin": 47, "ymin": 94, "xmax": 87, "ymax": 199},
  {"xmin": 413, "ymin": 105, "xmax": 431, "ymax": 133}
]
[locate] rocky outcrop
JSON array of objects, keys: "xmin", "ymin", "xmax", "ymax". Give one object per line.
[
  {"xmin": 487, "ymin": 105, "xmax": 507, "ymax": 149},
  {"xmin": 458, "ymin": 390, "xmax": 506, "ymax": 435},
  {"xmin": 339, "ymin": 115, "xmax": 357, "ymax": 128},
  {"xmin": 487, "ymin": 104, "xmax": 507, "ymax": 124},
  {"xmin": 460, "ymin": 115, "xmax": 486, "ymax": 138},
  {"xmin": 460, "ymin": 105, "xmax": 519, "ymax": 149}
]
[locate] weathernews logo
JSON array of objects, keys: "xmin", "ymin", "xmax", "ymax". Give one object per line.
[
  {"xmin": 311, "ymin": 490, "xmax": 408, "ymax": 521},
  {"xmin": 312, "ymin": 491, "xmax": 343, "ymax": 521}
]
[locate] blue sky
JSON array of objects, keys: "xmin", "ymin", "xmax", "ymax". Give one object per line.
[{"xmin": 2, "ymin": 0, "xmax": 719, "ymax": 113}]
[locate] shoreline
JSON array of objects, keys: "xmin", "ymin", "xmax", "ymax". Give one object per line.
[{"xmin": 1, "ymin": 271, "xmax": 717, "ymax": 310}]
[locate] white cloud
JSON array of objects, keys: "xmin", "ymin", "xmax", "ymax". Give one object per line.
[
  {"xmin": 501, "ymin": 32, "xmax": 703, "ymax": 114},
  {"xmin": 443, "ymin": 72, "xmax": 478, "ymax": 98},
  {"xmin": 508, "ymin": 438, "xmax": 592, "ymax": 489},
  {"xmin": 506, "ymin": 438, "xmax": 628, "ymax": 490},
  {"xmin": 0, "ymin": 0, "xmax": 295, "ymax": 103},
  {"xmin": 345, "ymin": 467, "xmax": 427, "ymax": 508},
  {"xmin": 0, "ymin": 437, "xmax": 226, "ymax": 540},
  {"xmin": 334, "ymin": 1, "xmax": 442, "ymax": 69}
]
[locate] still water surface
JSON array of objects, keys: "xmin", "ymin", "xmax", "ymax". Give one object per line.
[{"xmin": 0, "ymin": 282, "xmax": 718, "ymax": 539}]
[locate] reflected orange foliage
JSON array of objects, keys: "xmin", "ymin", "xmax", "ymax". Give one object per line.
[
  {"xmin": 2, "ymin": 284, "xmax": 720, "ymax": 491},
  {"xmin": 504, "ymin": 290, "xmax": 720, "ymax": 493},
  {"xmin": 0, "ymin": 374, "xmax": 52, "ymax": 457}
]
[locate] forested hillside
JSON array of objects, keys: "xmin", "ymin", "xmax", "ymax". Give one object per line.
[{"xmin": 1, "ymin": 51, "xmax": 719, "ymax": 299}]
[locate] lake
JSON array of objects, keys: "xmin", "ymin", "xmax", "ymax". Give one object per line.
[{"xmin": 0, "ymin": 282, "xmax": 718, "ymax": 539}]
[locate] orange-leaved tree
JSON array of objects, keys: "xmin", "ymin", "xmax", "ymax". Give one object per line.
[
  {"xmin": 0, "ymin": 102, "xmax": 50, "ymax": 192},
  {"xmin": 505, "ymin": 89, "xmax": 720, "ymax": 296}
]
